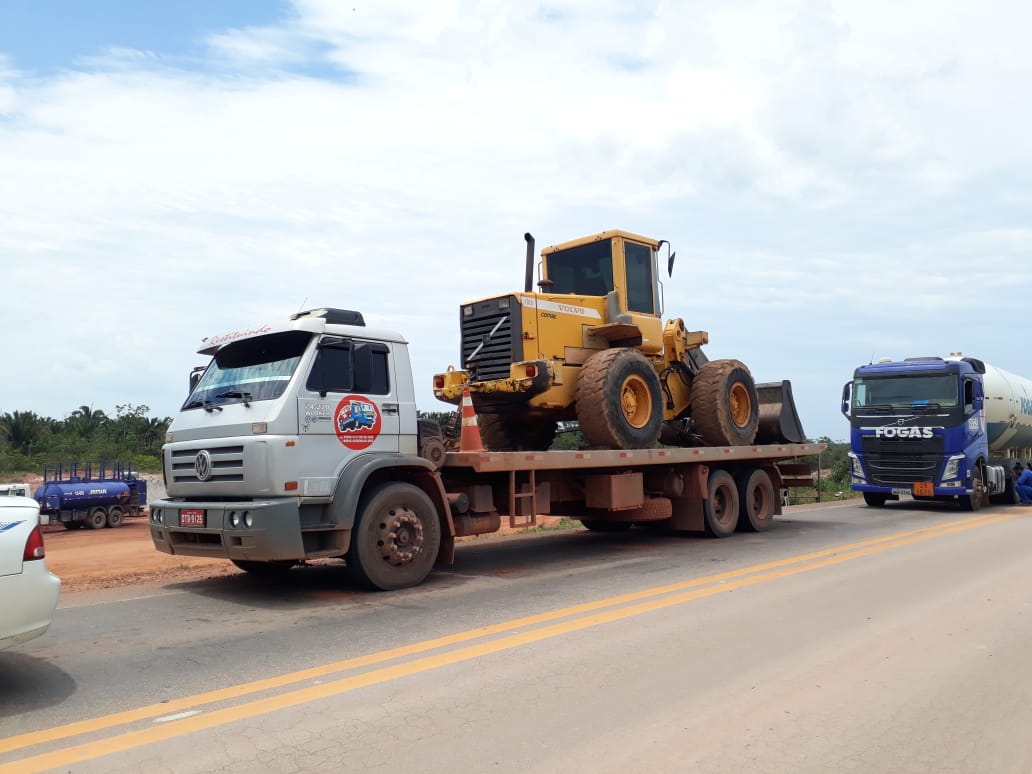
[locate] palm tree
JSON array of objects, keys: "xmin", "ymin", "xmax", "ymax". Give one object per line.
[
  {"xmin": 66, "ymin": 405, "xmax": 109, "ymax": 438},
  {"xmin": 0, "ymin": 410, "xmax": 44, "ymax": 454}
]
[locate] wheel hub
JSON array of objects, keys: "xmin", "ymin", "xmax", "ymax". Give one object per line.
[
  {"xmin": 620, "ymin": 376, "xmax": 651, "ymax": 429},
  {"xmin": 729, "ymin": 383, "xmax": 752, "ymax": 428},
  {"xmin": 375, "ymin": 507, "xmax": 424, "ymax": 567}
]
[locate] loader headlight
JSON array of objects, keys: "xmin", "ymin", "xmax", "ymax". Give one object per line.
[{"xmin": 942, "ymin": 454, "xmax": 965, "ymax": 480}]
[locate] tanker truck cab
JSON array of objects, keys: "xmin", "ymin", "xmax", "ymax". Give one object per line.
[
  {"xmin": 154, "ymin": 308, "xmax": 421, "ymax": 569},
  {"xmin": 841, "ymin": 355, "xmax": 1017, "ymax": 510}
]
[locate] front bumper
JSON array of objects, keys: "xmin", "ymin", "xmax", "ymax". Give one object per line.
[{"xmin": 150, "ymin": 498, "xmax": 306, "ymax": 562}]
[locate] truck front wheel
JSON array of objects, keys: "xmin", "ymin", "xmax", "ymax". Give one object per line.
[
  {"xmin": 960, "ymin": 466, "xmax": 985, "ymax": 512},
  {"xmin": 347, "ymin": 482, "xmax": 442, "ymax": 591},
  {"xmin": 863, "ymin": 492, "xmax": 888, "ymax": 507}
]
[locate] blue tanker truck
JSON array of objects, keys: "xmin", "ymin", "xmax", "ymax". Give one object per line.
[
  {"xmin": 34, "ymin": 461, "xmax": 149, "ymax": 529},
  {"xmin": 841, "ymin": 354, "xmax": 1032, "ymax": 510}
]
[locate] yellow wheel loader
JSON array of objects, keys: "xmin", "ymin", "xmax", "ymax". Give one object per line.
[{"xmin": 433, "ymin": 230, "xmax": 805, "ymax": 451}]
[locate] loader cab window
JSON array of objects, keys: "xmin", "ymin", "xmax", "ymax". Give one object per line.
[
  {"xmin": 307, "ymin": 337, "xmax": 390, "ymax": 396},
  {"xmin": 545, "ymin": 240, "xmax": 614, "ymax": 297},
  {"xmin": 624, "ymin": 241, "xmax": 657, "ymax": 314}
]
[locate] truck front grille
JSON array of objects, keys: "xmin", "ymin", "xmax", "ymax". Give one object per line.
[
  {"xmin": 169, "ymin": 445, "xmax": 245, "ymax": 484},
  {"xmin": 863, "ymin": 453, "xmax": 942, "ymax": 487},
  {"xmin": 460, "ymin": 296, "xmax": 523, "ymax": 382}
]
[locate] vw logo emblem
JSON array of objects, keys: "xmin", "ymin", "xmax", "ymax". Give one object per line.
[{"xmin": 195, "ymin": 450, "xmax": 212, "ymax": 481}]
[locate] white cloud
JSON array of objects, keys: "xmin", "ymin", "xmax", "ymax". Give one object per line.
[{"xmin": 1, "ymin": 0, "xmax": 1031, "ymax": 440}]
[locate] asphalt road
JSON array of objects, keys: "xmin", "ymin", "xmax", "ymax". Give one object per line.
[{"xmin": 3, "ymin": 500, "xmax": 1032, "ymax": 773}]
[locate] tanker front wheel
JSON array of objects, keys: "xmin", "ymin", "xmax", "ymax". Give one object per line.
[
  {"xmin": 346, "ymin": 482, "xmax": 442, "ymax": 591},
  {"xmin": 863, "ymin": 492, "xmax": 888, "ymax": 507},
  {"xmin": 87, "ymin": 507, "xmax": 107, "ymax": 530}
]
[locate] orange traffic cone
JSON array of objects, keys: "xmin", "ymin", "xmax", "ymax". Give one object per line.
[{"xmin": 459, "ymin": 385, "xmax": 485, "ymax": 452}]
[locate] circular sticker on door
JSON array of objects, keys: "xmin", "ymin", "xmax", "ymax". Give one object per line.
[{"xmin": 333, "ymin": 395, "xmax": 382, "ymax": 450}]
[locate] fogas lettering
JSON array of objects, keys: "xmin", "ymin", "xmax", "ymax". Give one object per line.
[{"xmin": 866, "ymin": 426, "xmax": 936, "ymax": 439}]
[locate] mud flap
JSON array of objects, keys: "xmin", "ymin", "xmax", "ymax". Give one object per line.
[{"xmin": 755, "ymin": 380, "xmax": 807, "ymax": 443}]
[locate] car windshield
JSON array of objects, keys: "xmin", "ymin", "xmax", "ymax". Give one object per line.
[
  {"xmin": 853, "ymin": 374, "xmax": 959, "ymax": 410},
  {"xmin": 184, "ymin": 331, "xmax": 312, "ymax": 409}
]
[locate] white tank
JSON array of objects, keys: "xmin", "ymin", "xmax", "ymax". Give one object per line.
[{"xmin": 947, "ymin": 356, "xmax": 1032, "ymax": 452}]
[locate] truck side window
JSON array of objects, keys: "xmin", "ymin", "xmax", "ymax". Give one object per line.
[
  {"xmin": 307, "ymin": 340, "xmax": 353, "ymax": 394},
  {"xmin": 354, "ymin": 343, "xmax": 390, "ymax": 395},
  {"xmin": 963, "ymin": 380, "xmax": 974, "ymax": 414},
  {"xmin": 307, "ymin": 340, "xmax": 390, "ymax": 395}
]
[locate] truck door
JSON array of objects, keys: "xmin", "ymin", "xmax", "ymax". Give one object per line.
[{"xmin": 298, "ymin": 337, "xmax": 400, "ymax": 470}]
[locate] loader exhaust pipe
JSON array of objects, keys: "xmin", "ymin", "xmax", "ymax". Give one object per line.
[{"xmin": 524, "ymin": 232, "xmax": 535, "ymax": 292}]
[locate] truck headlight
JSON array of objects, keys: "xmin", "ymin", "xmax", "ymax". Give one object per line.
[
  {"xmin": 848, "ymin": 452, "xmax": 865, "ymax": 479},
  {"xmin": 942, "ymin": 454, "xmax": 965, "ymax": 480}
]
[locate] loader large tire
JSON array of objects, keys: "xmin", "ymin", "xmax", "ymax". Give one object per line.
[
  {"xmin": 479, "ymin": 414, "xmax": 557, "ymax": 451},
  {"xmin": 690, "ymin": 359, "xmax": 759, "ymax": 446},
  {"xmin": 576, "ymin": 348, "xmax": 663, "ymax": 450}
]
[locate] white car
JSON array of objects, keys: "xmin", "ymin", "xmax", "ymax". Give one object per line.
[{"xmin": 0, "ymin": 496, "xmax": 61, "ymax": 650}]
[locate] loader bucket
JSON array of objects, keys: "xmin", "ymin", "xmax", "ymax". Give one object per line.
[{"xmin": 754, "ymin": 380, "xmax": 807, "ymax": 444}]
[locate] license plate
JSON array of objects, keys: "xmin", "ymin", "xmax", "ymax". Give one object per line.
[
  {"xmin": 913, "ymin": 481, "xmax": 934, "ymax": 497},
  {"xmin": 180, "ymin": 509, "xmax": 206, "ymax": 527},
  {"xmin": 891, "ymin": 488, "xmax": 910, "ymax": 496}
]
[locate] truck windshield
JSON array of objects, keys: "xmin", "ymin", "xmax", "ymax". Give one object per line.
[
  {"xmin": 184, "ymin": 331, "xmax": 312, "ymax": 409},
  {"xmin": 545, "ymin": 239, "xmax": 614, "ymax": 296},
  {"xmin": 853, "ymin": 374, "xmax": 959, "ymax": 410}
]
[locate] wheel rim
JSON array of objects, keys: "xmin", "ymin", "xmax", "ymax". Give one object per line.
[
  {"xmin": 712, "ymin": 484, "xmax": 734, "ymax": 527},
  {"xmin": 729, "ymin": 382, "xmax": 752, "ymax": 428},
  {"xmin": 619, "ymin": 375, "xmax": 652, "ymax": 429},
  {"xmin": 373, "ymin": 506, "xmax": 426, "ymax": 567}
]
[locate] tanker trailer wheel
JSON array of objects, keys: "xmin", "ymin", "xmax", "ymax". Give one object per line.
[
  {"xmin": 87, "ymin": 507, "xmax": 108, "ymax": 530},
  {"xmin": 106, "ymin": 506, "xmax": 124, "ymax": 528},
  {"xmin": 735, "ymin": 468, "xmax": 776, "ymax": 532},
  {"xmin": 576, "ymin": 348, "xmax": 663, "ymax": 450},
  {"xmin": 704, "ymin": 470, "xmax": 740, "ymax": 537},
  {"xmin": 690, "ymin": 359, "xmax": 759, "ymax": 446},
  {"xmin": 346, "ymin": 482, "xmax": 442, "ymax": 591},
  {"xmin": 479, "ymin": 414, "xmax": 557, "ymax": 451}
]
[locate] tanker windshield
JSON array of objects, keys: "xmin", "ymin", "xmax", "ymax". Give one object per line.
[
  {"xmin": 184, "ymin": 331, "xmax": 311, "ymax": 410},
  {"xmin": 545, "ymin": 240, "xmax": 614, "ymax": 296},
  {"xmin": 853, "ymin": 374, "xmax": 959, "ymax": 411}
]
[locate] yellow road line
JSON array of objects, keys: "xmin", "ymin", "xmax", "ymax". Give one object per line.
[{"xmin": 0, "ymin": 511, "xmax": 1015, "ymax": 771}]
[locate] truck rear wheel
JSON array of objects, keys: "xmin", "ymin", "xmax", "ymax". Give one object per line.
[
  {"xmin": 347, "ymin": 482, "xmax": 442, "ymax": 590},
  {"xmin": 479, "ymin": 414, "xmax": 557, "ymax": 451},
  {"xmin": 735, "ymin": 468, "xmax": 776, "ymax": 532},
  {"xmin": 690, "ymin": 360, "xmax": 759, "ymax": 446},
  {"xmin": 576, "ymin": 348, "xmax": 663, "ymax": 450},
  {"xmin": 704, "ymin": 469, "xmax": 740, "ymax": 537},
  {"xmin": 87, "ymin": 507, "xmax": 107, "ymax": 530},
  {"xmin": 106, "ymin": 507, "xmax": 124, "ymax": 528}
]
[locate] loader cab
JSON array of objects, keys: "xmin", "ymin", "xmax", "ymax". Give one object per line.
[{"xmin": 541, "ymin": 230, "xmax": 662, "ymax": 317}]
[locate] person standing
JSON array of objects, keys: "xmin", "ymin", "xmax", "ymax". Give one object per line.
[{"xmin": 1014, "ymin": 463, "xmax": 1032, "ymax": 505}]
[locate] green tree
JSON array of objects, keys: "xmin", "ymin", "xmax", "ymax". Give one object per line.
[{"xmin": 0, "ymin": 410, "xmax": 45, "ymax": 454}]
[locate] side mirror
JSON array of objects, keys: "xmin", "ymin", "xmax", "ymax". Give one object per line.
[
  {"xmin": 840, "ymin": 382, "xmax": 851, "ymax": 417},
  {"xmin": 189, "ymin": 366, "xmax": 206, "ymax": 394}
]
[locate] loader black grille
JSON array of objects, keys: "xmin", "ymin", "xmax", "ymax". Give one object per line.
[{"xmin": 460, "ymin": 296, "xmax": 523, "ymax": 382}]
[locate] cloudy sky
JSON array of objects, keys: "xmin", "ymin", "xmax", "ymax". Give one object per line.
[{"xmin": 2, "ymin": 0, "xmax": 1030, "ymax": 441}]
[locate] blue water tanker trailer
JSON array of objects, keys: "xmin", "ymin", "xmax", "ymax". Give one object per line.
[{"xmin": 34, "ymin": 461, "xmax": 148, "ymax": 530}]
